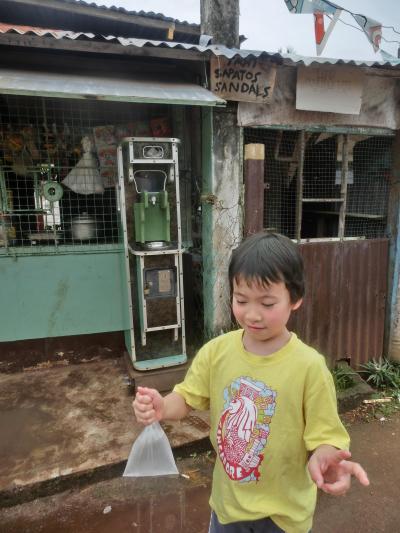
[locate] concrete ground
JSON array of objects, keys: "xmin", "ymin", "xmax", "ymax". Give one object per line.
[
  {"xmin": 0, "ymin": 413, "xmax": 399, "ymax": 532},
  {"xmin": 0, "ymin": 359, "xmax": 210, "ymax": 506},
  {"xmin": 1, "ymin": 359, "xmax": 399, "ymax": 532}
]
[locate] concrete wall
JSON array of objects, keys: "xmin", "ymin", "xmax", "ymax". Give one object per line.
[{"xmin": 202, "ymin": 106, "xmax": 242, "ymax": 338}]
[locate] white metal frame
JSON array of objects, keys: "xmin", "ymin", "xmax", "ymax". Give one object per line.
[{"xmin": 117, "ymin": 137, "xmax": 186, "ymax": 370}]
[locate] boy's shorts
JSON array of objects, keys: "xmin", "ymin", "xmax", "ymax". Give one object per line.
[{"xmin": 208, "ymin": 511, "xmax": 285, "ymax": 533}]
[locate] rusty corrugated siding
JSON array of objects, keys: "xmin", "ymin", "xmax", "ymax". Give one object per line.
[{"xmin": 289, "ymin": 239, "xmax": 389, "ymax": 368}]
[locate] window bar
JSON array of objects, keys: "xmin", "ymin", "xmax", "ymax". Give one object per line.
[
  {"xmin": 295, "ymin": 130, "xmax": 305, "ymax": 241},
  {"xmin": 338, "ymin": 134, "xmax": 349, "ymax": 240}
]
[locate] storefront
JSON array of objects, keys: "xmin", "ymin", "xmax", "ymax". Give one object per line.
[
  {"xmin": 237, "ymin": 58, "xmax": 400, "ymax": 367},
  {"xmin": 0, "ymin": 67, "xmax": 224, "ymax": 369}
]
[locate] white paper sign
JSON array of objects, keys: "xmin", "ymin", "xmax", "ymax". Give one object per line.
[{"xmin": 296, "ymin": 66, "xmax": 364, "ymax": 115}]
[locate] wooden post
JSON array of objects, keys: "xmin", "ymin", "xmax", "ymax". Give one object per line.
[
  {"xmin": 338, "ymin": 134, "xmax": 349, "ymax": 240},
  {"xmin": 201, "ymin": 0, "xmax": 240, "ymax": 47},
  {"xmin": 244, "ymin": 143, "xmax": 265, "ymax": 236},
  {"xmin": 295, "ymin": 131, "xmax": 305, "ymax": 241}
]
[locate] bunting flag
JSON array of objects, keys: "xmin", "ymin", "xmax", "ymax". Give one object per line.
[
  {"xmin": 380, "ymin": 49, "xmax": 400, "ymax": 63},
  {"xmin": 313, "ymin": 9, "xmax": 342, "ymax": 55},
  {"xmin": 284, "ymin": 0, "xmax": 342, "ymax": 55},
  {"xmin": 352, "ymin": 14, "xmax": 382, "ymax": 53},
  {"xmin": 284, "ymin": 0, "xmax": 338, "ymax": 16},
  {"xmin": 283, "ymin": 0, "xmax": 383, "ymax": 55}
]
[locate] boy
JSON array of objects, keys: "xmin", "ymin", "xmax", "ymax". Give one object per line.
[{"xmin": 133, "ymin": 232, "xmax": 369, "ymax": 533}]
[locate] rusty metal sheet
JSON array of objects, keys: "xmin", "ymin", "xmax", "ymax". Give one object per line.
[{"xmin": 289, "ymin": 238, "xmax": 389, "ymax": 368}]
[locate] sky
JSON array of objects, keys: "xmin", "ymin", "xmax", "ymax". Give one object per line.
[{"xmin": 92, "ymin": 0, "xmax": 400, "ymax": 61}]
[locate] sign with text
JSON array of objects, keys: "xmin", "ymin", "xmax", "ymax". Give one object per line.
[
  {"xmin": 296, "ymin": 66, "xmax": 364, "ymax": 115},
  {"xmin": 211, "ymin": 56, "xmax": 276, "ymax": 104}
]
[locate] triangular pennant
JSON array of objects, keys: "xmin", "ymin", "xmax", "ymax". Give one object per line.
[
  {"xmin": 314, "ymin": 9, "xmax": 342, "ymax": 56},
  {"xmin": 380, "ymin": 49, "xmax": 400, "ymax": 63},
  {"xmin": 352, "ymin": 14, "xmax": 382, "ymax": 52},
  {"xmin": 284, "ymin": 0, "xmax": 338, "ymax": 15}
]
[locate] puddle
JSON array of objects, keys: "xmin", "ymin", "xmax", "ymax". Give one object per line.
[{"xmin": 0, "ymin": 455, "xmax": 214, "ymax": 533}]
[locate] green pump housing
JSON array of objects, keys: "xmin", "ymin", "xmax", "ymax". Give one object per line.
[{"xmin": 133, "ymin": 190, "xmax": 170, "ymax": 244}]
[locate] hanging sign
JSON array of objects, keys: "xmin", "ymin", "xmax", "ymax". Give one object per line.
[{"xmin": 210, "ymin": 56, "xmax": 276, "ymax": 103}]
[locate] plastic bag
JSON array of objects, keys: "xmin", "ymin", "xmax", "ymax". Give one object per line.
[
  {"xmin": 62, "ymin": 136, "xmax": 104, "ymax": 195},
  {"xmin": 123, "ymin": 422, "xmax": 179, "ymax": 477}
]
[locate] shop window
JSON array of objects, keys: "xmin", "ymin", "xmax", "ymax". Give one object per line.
[
  {"xmin": 244, "ymin": 128, "xmax": 392, "ymax": 241},
  {"xmin": 0, "ymin": 95, "xmax": 173, "ymax": 254}
]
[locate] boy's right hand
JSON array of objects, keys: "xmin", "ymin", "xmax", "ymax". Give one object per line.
[{"xmin": 132, "ymin": 386, "xmax": 164, "ymax": 425}]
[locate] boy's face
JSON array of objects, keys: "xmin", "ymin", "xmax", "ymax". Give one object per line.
[{"xmin": 232, "ymin": 276, "xmax": 302, "ymax": 347}]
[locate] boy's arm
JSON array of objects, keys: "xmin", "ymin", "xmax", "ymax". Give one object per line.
[
  {"xmin": 133, "ymin": 386, "xmax": 191, "ymax": 425},
  {"xmin": 308, "ymin": 444, "xmax": 370, "ymax": 495}
]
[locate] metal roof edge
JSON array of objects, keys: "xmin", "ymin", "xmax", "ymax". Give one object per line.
[
  {"xmin": 205, "ymin": 45, "xmax": 400, "ymax": 69},
  {"xmin": 1, "ymin": 23, "xmax": 400, "ymax": 70},
  {"xmin": 8, "ymin": 0, "xmax": 200, "ymax": 32}
]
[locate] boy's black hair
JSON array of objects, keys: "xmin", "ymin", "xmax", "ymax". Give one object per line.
[{"xmin": 229, "ymin": 232, "xmax": 305, "ymax": 303}]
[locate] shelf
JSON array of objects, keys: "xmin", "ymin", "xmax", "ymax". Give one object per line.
[
  {"xmin": 1, "ymin": 209, "xmax": 48, "ymax": 214},
  {"xmin": 145, "ymin": 324, "xmax": 181, "ymax": 332},
  {"xmin": 302, "ymin": 198, "xmax": 343, "ymax": 203},
  {"xmin": 133, "ymin": 354, "xmax": 187, "ymax": 371},
  {"xmin": 128, "ymin": 244, "xmax": 183, "ymax": 256},
  {"xmin": 305, "ymin": 210, "xmax": 385, "ymax": 220},
  {"xmin": 129, "ymin": 159, "xmax": 175, "ymax": 164}
]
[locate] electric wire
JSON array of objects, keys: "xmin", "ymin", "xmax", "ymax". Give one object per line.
[
  {"xmin": 326, "ymin": 13, "xmax": 400, "ymax": 46},
  {"xmin": 288, "ymin": 0, "xmax": 400, "ymax": 46}
]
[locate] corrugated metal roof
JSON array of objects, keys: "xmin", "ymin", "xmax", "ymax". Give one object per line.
[
  {"xmin": 50, "ymin": 0, "xmax": 199, "ymax": 28},
  {"xmin": 207, "ymin": 45, "xmax": 400, "ymax": 68},
  {"xmin": 1, "ymin": 23, "xmax": 400, "ymax": 69},
  {"xmin": 0, "ymin": 23, "xmax": 95, "ymax": 40},
  {"xmin": 0, "ymin": 1, "xmax": 201, "ymax": 43}
]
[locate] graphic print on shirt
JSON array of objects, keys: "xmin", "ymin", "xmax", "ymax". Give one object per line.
[{"xmin": 217, "ymin": 376, "xmax": 277, "ymax": 482}]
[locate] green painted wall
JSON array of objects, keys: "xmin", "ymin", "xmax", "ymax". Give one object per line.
[{"xmin": 0, "ymin": 250, "xmax": 130, "ymax": 341}]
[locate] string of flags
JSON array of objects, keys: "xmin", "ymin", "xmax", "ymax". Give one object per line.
[{"xmin": 283, "ymin": 0, "xmax": 398, "ymax": 59}]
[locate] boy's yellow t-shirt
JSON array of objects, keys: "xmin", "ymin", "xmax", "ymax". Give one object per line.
[{"xmin": 174, "ymin": 330, "xmax": 350, "ymax": 533}]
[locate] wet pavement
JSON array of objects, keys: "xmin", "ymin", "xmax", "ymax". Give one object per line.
[
  {"xmin": 1, "ymin": 411, "xmax": 399, "ymax": 533},
  {"xmin": 0, "ymin": 359, "xmax": 210, "ymax": 506},
  {"xmin": 0, "ymin": 453, "xmax": 214, "ymax": 533}
]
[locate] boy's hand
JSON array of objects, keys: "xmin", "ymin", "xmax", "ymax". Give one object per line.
[
  {"xmin": 308, "ymin": 444, "xmax": 370, "ymax": 496},
  {"xmin": 132, "ymin": 386, "xmax": 164, "ymax": 425}
]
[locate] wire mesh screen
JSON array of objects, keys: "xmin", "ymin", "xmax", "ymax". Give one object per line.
[
  {"xmin": 344, "ymin": 136, "xmax": 391, "ymax": 239},
  {"xmin": 244, "ymin": 128, "xmax": 392, "ymax": 240},
  {"xmin": 0, "ymin": 94, "xmax": 172, "ymax": 253},
  {"xmin": 244, "ymin": 128, "xmax": 297, "ymax": 237}
]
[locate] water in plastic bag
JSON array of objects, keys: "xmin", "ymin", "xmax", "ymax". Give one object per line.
[{"xmin": 123, "ymin": 421, "xmax": 179, "ymax": 477}]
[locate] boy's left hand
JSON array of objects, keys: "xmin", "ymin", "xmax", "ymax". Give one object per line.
[{"xmin": 308, "ymin": 444, "xmax": 370, "ymax": 496}]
